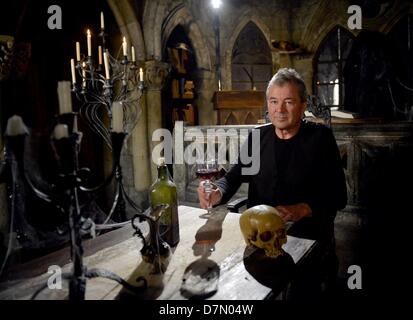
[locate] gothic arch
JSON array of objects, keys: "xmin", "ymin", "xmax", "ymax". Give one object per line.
[
  {"xmin": 306, "ymin": 21, "xmax": 357, "ymax": 54},
  {"xmin": 160, "ymin": 6, "xmax": 212, "ymax": 71},
  {"xmin": 224, "ymin": 16, "xmax": 272, "ymax": 90},
  {"xmin": 142, "ymin": 1, "xmax": 211, "ymax": 70},
  {"xmin": 300, "ymin": 1, "xmax": 358, "ymax": 53},
  {"xmin": 380, "ymin": 5, "xmax": 413, "ymax": 34},
  {"xmin": 142, "ymin": 0, "xmax": 167, "ymax": 60},
  {"xmin": 313, "ymin": 25, "xmax": 355, "ymax": 60},
  {"xmin": 107, "ymin": 0, "xmax": 146, "ymax": 60}
]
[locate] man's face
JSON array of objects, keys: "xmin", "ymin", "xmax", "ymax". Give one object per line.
[{"xmin": 267, "ymin": 83, "xmax": 307, "ymax": 132}]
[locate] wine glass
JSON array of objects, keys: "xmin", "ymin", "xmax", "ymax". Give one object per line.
[{"xmin": 196, "ymin": 158, "xmax": 219, "ymax": 218}]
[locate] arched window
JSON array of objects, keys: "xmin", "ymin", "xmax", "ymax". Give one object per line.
[
  {"xmin": 231, "ymin": 22, "xmax": 272, "ymax": 91},
  {"xmin": 313, "ymin": 27, "xmax": 354, "ymax": 110}
]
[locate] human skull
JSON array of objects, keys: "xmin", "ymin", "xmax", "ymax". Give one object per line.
[{"xmin": 239, "ymin": 205, "xmax": 287, "ymax": 258}]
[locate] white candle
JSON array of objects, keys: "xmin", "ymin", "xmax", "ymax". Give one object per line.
[
  {"xmin": 139, "ymin": 68, "xmax": 144, "ymax": 82},
  {"xmin": 70, "ymin": 59, "xmax": 76, "ymax": 84},
  {"xmin": 122, "ymin": 37, "xmax": 127, "ymax": 57},
  {"xmin": 76, "ymin": 42, "xmax": 81, "ymax": 61},
  {"xmin": 103, "ymin": 51, "xmax": 110, "ymax": 80},
  {"xmin": 131, "ymin": 46, "xmax": 136, "ymax": 62},
  {"xmin": 112, "ymin": 102, "xmax": 124, "ymax": 133},
  {"xmin": 54, "ymin": 124, "xmax": 69, "ymax": 140},
  {"xmin": 87, "ymin": 29, "xmax": 92, "ymax": 57},
  {"xmin": 82, "ymin": 62, "xmax": 86, "ymax": 88},
  {"xmin": 57, "ymin": 81, "xmax": 73, "ymax": 114},
  {"xmin": 98, "ymin": 46, "xmax": 103, "ymax": 65},
  {"xmin": 5, "ymin": 115, "xmax": 28, "ymax": 136},
  {"xmin": 100, "ymin": 12, "xmax": 105, "ymax": 30}
]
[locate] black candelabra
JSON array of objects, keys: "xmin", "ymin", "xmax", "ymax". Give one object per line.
[
  {"xmin": 0, "ymin": 114, "xmax": 169, "ymax": 299},
  {"xmin": 70, "ymin": 28, "xmax": 145, "ymax": 223},
  {"xmin": 0, "ymin": 16, "xmax": 170, "ymax": 298}
]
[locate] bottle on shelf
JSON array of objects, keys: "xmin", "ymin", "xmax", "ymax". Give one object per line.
[{"xmin": 149, "ymin": 157, "xmax": 180, "ymax": 247}]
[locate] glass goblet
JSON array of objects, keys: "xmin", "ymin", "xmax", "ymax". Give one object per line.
[{"xmin": 196, "ymin": 159, "xmax": 219, "ymax": 218}]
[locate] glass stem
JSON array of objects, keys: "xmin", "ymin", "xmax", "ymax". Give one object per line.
[{"xmin": 204, "ymin": 179, "xmax": 212, "ymax": 212}]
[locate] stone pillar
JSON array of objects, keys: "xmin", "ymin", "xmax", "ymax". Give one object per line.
[
  {"xmin": 194, "ymin": 69, "xmax": 216, "ymax": 125},
  {"xmin": 131, "ymin": 90, "xmax": 150, "ymax": 199},
  {"xmin": 145, "ymin": 60, "xmax": 170, "ymax": 181},
  {"xmin": 292, "ymin": 55, "xmax": 314, "ymax": 95},
  {"xmin": 277, "ymin": 52, "xmax": 293, "ymax": 69}
]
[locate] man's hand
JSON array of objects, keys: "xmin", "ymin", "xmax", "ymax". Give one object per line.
[
  {"xmin": 276, "ymin": 203, "xmax": 312, "ymax": 222},
  {"xmin": 197, "ymin": 181, "xmax": 222, "ymax": 209}
]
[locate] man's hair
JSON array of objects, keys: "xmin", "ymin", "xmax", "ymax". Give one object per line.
[{"xmin": 266, "ymin": 68, "xmax": 307, "ymax": 102}]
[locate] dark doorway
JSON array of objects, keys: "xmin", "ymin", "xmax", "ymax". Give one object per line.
[{"xmin": 162, "ymin": 25, "xmax": 198, "ymax": 133}]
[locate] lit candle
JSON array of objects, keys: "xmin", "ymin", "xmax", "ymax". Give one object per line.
[
  {"xmin": 122, "ymin": 36, "xmax": 127, "ymax": 57},
  {"xmin": 103, "ymin": 51, "xmax": 110, "ymax": 80},
  {"xmin": 131, "ymin": 46, "xmax": 136, "ymax": 62},
  {"xmin": 57, "ymin": 81, "xmax": 73, "ymax": 114},
  {"xmin": 100, "ymin": 12, "xmax": 105, "ymax": 30},
  {"xmin": 70, "ymin": 59, "xmax": 76, "ymax": 84},
  {"xmin": 87, "ymin": 29, "xmax": 92, "ymax": 57},
  {"xmin": 82, "ymin": 62, "xmax": 86, "ymax": 88},
  {"xmin": 76, "ymin": 42, "xmax": 81, "ymax": 61},
  {"xmin": 98, "ymin": 46, "xmax": 103, "ymax": 65},
  {"xmin": 139, "ymin": 68, "xmax": 144, "ymax": 82},
  {"xmin": 112, "ymin": 102, "xmax": 124, "ymax": 133},
  {"xmin": 53, "ymin": 124, "xmax": 69, "ymax": 140},
  {"xmin": 5, "ymin": 115, "xmax": 28, "ymax": 136}
]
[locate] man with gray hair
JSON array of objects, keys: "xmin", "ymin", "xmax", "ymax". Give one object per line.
[
  {"xmin": 199, "ymin": 68, "xmax": 346, "ymax": 237},
  {"xmin": 198, "ymin": 68, "xmax": 347, "ymax": 300}
]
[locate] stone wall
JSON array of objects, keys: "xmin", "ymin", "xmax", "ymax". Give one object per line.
[{"xmin": 141, "ymin": 0, "xmax": 411, "ymax": 127}]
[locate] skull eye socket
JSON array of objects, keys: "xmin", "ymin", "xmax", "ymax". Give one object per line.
[{"xmin": 259, "ymin": 231, "xmax": 272, "ymax": 242}]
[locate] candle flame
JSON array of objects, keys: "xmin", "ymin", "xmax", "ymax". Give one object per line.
[
  {"xmin": 87, "ymin": 29, "xmax": 91, "ymax": 36},
  {"xmin": 123, "ymin": 36, "xmax": 126, "ymax": 43}
]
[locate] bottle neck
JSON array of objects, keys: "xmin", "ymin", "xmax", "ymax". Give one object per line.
[{"xmin": 157, "ymin": 165, "xmax": 168, "ymax": 180}]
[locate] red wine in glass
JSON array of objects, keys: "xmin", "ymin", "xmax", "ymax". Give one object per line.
[
  {"xmin": 195, "ymin": 168, "xmax": 220, "ymax": 181},
  {"xmin": 196, "ymin": 160, "xmax": 218, "ymax": 218}
]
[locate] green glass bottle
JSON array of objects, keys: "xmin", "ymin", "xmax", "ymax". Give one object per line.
[{"xmin": 149, "ymin": 157, "xmax": 180, "ymax": 247}]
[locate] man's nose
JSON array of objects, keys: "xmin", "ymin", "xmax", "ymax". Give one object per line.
[{"xmin": 275, "ymin": 102, "xmax": 287, "ymax": 113}]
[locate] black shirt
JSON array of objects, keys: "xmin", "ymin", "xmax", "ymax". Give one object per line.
[{"xmin": 273, "ymin": 131, "xmax": 296, "ymax": 205}]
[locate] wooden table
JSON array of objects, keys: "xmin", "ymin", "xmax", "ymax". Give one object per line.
[{"xmin": 0, "ymin": 205, "xmax": 315, "ymax": 300}]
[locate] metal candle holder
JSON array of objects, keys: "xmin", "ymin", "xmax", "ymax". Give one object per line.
[
  {"xmin": 14, "ymin": 115, "xmax": 166, "ymax": 300},
  {"xmin": 72, "ymin": 51, "xmax": 143, "ymax": 149},
  {"xmin": 69, "ymin": 34, "xmax": 145, "ymax": 222},
  {"xmin": 1, "ymin": 24, "xmax": 159, "ymax": 300}
]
